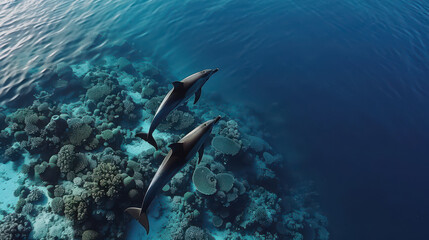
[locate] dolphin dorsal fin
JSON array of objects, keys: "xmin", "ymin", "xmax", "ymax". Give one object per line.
[
  {"xmin": 194, "ymin": 88, "xmax": 202, "ymax": 104},
  {"xmin": 172, "ymin": 81, "xmax": 185, "ymax": 91},
  {"xmin": 197, "ymin": 144, "xmax": 205, "ymax": 164},
  {"xmin": 168, "ymin": 143, "xmax": 184, "ymax": 155}
]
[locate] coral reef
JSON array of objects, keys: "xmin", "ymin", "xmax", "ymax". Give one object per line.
[
  {"xmin": 0, "ymin": 213, "xmax": 32, "ymax": 240},
  {"xmin": 0, "ymin": 52, "xmax": 328, "ymax": 240}
]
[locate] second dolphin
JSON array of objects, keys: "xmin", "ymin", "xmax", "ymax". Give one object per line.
[
  {"xmin": 126, "ymin": 116, "xmax": 221, "ymax": 234},
  {"xmin": 136, "ymin": 68, "xmax": 219, "ymax": 150}
]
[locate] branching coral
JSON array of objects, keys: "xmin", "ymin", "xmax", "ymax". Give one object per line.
[
  {"xmin": 85, "ymin": 162, "xmax": 123, "ymax": 203},
  {"xmin": 64, "ymin": 195, "xmax": 89, "ymax": 223},
  {"xmin": 95, "ymin": 93, "xmax": 136, "ymax": 123},
  {"xmin": 57, "ymin": 145, "xmax": 77, "ymax": 173}
]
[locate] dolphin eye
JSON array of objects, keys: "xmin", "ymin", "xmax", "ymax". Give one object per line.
[{"xmin": 200, "ymin": 70, "xmax": 206, "ymax": 74}]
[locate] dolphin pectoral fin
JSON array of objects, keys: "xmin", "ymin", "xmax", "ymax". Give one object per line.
[
  {"xmin": 168, "ymin": 143, "xmax": 184, "ymax": 155},
  {"xmin": 125, "ymin": 207, "xmax": 150, "ymax": 234},
  {"xmin": 194, "ymin": 88, "xmax": 202, "ymax": 104},
  {"xmin": 197, "ymin": 144, "xmax": 205, "ymax": 164}
]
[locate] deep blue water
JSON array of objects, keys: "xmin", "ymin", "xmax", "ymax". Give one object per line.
[{"xmin": 1, "ymin": 0, "xmax": 429, "ymax": 239}]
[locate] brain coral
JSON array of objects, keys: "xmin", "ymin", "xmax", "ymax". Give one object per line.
[
  {"xmin": 211, "ymin": 136, "xmax": 241, "ymax": 156},
  {"xmin": 193, "ymin": 167, "xmax": 217, "ymax": 195},
  {"xmin": 86, "ymin": 162, "xmax": 123, "ymax": 203}
]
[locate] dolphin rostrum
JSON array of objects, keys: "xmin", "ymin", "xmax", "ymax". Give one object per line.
[
  {"xmin": 136, "ymin": 68, "xmax": 219, "ymax": 150},
  {"xmin": 125, "ymin": 116, "xmax": 221, "ymax": 234}
]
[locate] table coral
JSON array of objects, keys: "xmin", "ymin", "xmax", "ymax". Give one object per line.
[
  {"xmin": 192, "ymin": 167, "xmax": 217, "ymax": 195},
  {"xmin": 212, "ymin": 136, "xmax": 241, "ymax": 156}
]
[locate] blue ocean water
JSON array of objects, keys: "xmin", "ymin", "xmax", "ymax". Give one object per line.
[{"xmin": 1, "ymin": 0, "xmax": 429, "ymax": 239}]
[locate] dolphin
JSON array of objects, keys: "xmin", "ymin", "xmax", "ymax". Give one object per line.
[
  {"xmin": 136, "ymin": 68, "xmax": 219, "ymax": 150},
  {"xmin": 125, "ymin": 116, "xmax": 221, "ymax": 234}
]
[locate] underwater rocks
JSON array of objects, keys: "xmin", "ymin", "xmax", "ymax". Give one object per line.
[
  {"xmin": 55, "ymin": 62, "xmax": 74, "ymax": 81},
  {"xmin": 34, "ymin": 162, "xmax": 60, "ymax": 184},
  {"xmin": 117, "ymin": 57, "xmax": 137, "ymax": 75}
]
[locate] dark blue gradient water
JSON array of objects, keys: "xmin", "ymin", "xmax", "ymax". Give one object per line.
[{"xmin": 1, "ymin": 0, "xmax": 429, "ymax": 239}]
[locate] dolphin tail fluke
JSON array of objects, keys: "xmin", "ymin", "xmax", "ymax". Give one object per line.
[
  {"xmin": 125, "ymin": 207, "xmax": 150, "ymax": 234},
  {"xmin": 136, "ymin": 132, "xmax": 158, "ymax": 150}
]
